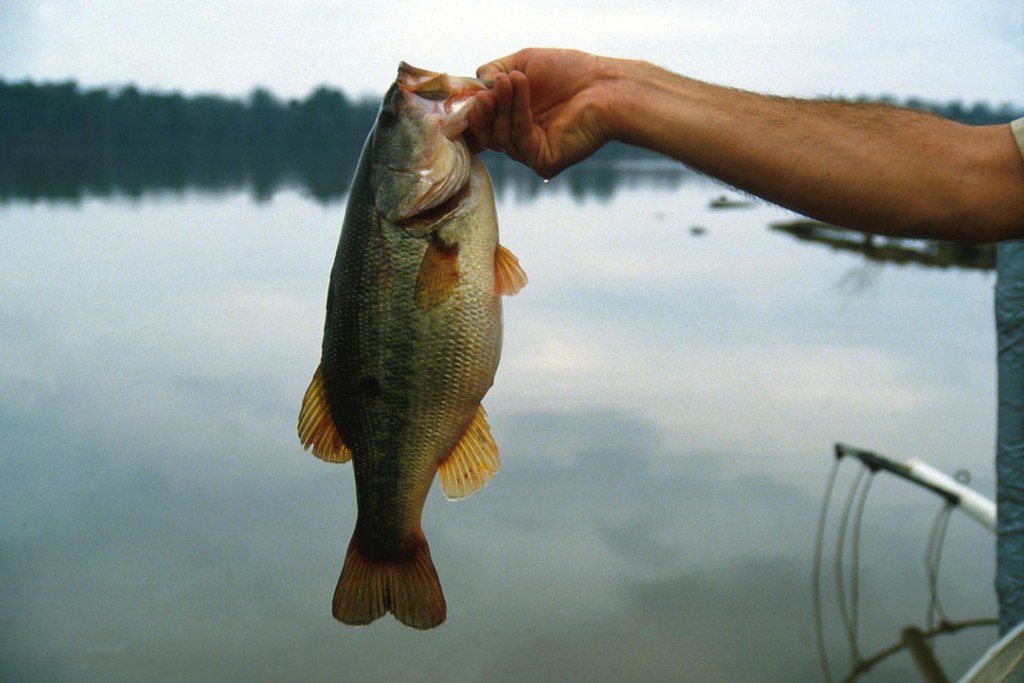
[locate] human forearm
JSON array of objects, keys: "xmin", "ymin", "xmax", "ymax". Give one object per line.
[{"xmin": 603, "ymin": 58, "xmax": 1024, "ymax": 242}]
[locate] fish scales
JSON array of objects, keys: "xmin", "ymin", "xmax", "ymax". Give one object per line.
[
  {"xmin": 325, "ymin": 153, "xmax": 502, "ymax": 548},
  {"xmin": 298, "ymin": 62, "xmax": 526, "ymax": 630}
]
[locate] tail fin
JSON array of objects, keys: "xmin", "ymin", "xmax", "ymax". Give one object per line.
[{"xmin": 332, "ymin": 530, "xmax": 447, "ymax": 630}]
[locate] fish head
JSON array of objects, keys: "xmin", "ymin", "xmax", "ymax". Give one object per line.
[{"xmin": 369, "ymin": 62, "xmax": 490, "ymax": 231}]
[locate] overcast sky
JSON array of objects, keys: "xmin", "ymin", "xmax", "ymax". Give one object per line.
[{"xmin": 2, "ymin": 1, "xmax": 1022, "ymax": 104}]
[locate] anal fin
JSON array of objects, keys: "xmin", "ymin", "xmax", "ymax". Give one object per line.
[
  {"xmin": 439, "ymin": 404, "xmax": 500, "ymax": 500},
  {"xmin": 494, "ymin": 244, "xmax": 527, "ymax": 296},
  {"xmin": 297, "ymin": 363, "xmax": 352, "ymax": 463}
]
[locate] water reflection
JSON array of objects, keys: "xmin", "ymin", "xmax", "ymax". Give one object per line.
[
  {"xmin": 0, "ymin": 145, "xmax": 355, "ymax": 204},
  {"xmin": 0, "ymin": 141, "xmax": 694, "ymax": 205},
  {"xmin": 487, "ymin": 154, "xmax": 693, "ymax": 205},
  {"xmin": 0, "ymin": 169, "xmax": 1000, "ymax": 680},
  {"xmin": 2, "ymin": 404, "xmax": 994, "ymax": 680}
]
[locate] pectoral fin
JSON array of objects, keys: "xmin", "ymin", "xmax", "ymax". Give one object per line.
[
  {"xmin": 439, "ymin": 405, "xmax": 500, "ymax": 500},
  {"xmin": 415, "ymin": 241, "xmax": 460, "ymax": 309},
  {"xmin": 494, "ymin": 244, "xmax": 527, "ymax": 296},
  {"xmin": 297, "ymin": 363, "xmax": 352, "ymax": 463}
]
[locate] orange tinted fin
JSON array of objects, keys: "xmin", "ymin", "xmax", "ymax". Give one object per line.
[
  {"xmin": 333, "ymin": 530, "xmax": 447, "ymax": 630},
  {"xmin": 439, "ymin": 404, "xmax": 500, "ymax": 500},
  {"xmin": 415, "ymin": 242, "xmax": 460, "ymax": 309},
  {"xmin": 297, "ymin": 363, "xmax": 352, "ymax": 463},
  {"xmin": 494, "ymin": 244, "xmax": 527, "ymax": 296}
]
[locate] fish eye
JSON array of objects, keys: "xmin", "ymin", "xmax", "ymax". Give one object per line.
[{"xmin": 379, "ymin": 108, "xmax": 398, "ymax": 128}]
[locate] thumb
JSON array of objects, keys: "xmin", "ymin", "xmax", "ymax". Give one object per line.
[
  {"xmin": 476, "ymin": 62, "xmax": 507, "ymax": 81},
  {"xmin": 476, "ymin": 51, "xmax": 526, "ymax": 80}
]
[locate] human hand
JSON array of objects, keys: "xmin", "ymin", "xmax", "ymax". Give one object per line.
[{"xmin": 466, "ymin": 48, "xmax": 616, "ymax": 179}]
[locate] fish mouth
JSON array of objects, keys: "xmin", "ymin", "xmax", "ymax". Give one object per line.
[
  {"xmin": 396, "ymin": 62, "xmax": 489, "ymax": 139},
  {"xmin": 397, "ymin": 62, "xmax": 490, "ymax": 98}
]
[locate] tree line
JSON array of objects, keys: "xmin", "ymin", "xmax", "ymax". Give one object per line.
[
  {"xmin": 1, "ymin": 79, "xmax": 1021, "ymax": 203},
  {"xmin": 849, "ymin": 93, "xmax": 1023, "ymax": 126},
  {"xmin": 0, "ymin": 80, "xmax": 380, "ymax": 201}
]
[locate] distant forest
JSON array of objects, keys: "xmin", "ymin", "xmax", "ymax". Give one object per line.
[
  {"xmin": 0, "ymin": 80, "xmax": 381, "ymax": 201},
  {"xmin": 2, "ymin": 79, "xmax": 1022, "ymax": 203}
]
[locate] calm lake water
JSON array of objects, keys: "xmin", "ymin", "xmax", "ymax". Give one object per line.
[{"xmin": 0, "ymin": 163, "xmax": 1001, "ymax": 681}]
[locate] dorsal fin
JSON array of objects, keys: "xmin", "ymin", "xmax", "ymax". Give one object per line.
[
  {"xmin": 439, "ymin": 405, "xmax": 500, "ymax": 500},
  {"xmin": 494, "ymin": 244, "xmax": 527, "ymax": 296},
  {"xmin": 297, "ymin": 363, "xmax": 352, "ymax": 463}
]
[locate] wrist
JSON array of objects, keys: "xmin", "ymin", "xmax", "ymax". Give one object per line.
[
  {"xmin": 596, "ymin": 57, "xmax": 645, "ymax": 144},
  {"xmin": 600, "ymin": 58, "xmax": 693, "ymax": 150}
]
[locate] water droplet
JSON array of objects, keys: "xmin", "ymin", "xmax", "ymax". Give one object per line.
[{"xmin": 542, "ymin": 178, "xmax": 550, "ymax": 184}]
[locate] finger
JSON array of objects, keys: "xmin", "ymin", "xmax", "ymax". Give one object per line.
[
  {"xmin": 464, "ymin": 90, "xmax": 494, "ymax": 152},
  {"xmin": 476, "ymin": 58, "xmax": 510, "ymax": 81},
  {"xmin": 477, "ymin": 49, "xmax": 528, "ymax": 80},
  {"xmin": 488, "ymin": 72, "xmax": 515, "ymax": 154},
  {"xmin": 508, "ymin": 71, "xmax": 534, "ymax": 151},
  {"xmin": 507, "ymin": 71, "xmax": 543, "ymax": 169}
]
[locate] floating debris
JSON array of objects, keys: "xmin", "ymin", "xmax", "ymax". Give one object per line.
[
  {"xmin": 709, "ymin": 194, "xmax": 754, "ymax": 209},
  {"xmin": 770, "ymin": 219, "xmax": 995, "ymax": 271}
]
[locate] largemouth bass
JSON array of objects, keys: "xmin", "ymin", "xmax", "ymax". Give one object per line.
[{"xmin": 297, "ymin": 62, "xmax": 527, "ymax": 630}]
